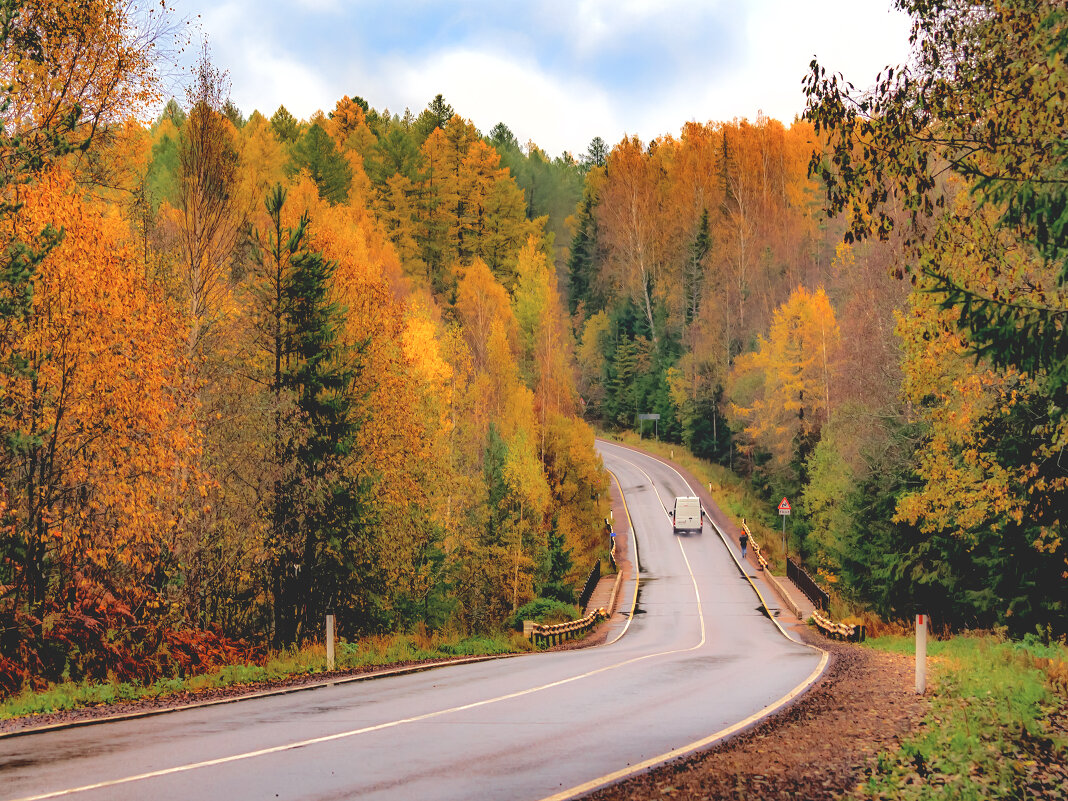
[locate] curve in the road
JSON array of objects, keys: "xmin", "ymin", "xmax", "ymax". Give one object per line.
[
  {"xmin": 599, "ymin": 440, "xmax": 798, "ymax": 643},
  {"xmin": 539, "ymin": 442, "xmax": 828, "ymax": 800},
  {"xmin": 1, "ymin": 441, "xmax": 828, "ymax": 801},
  {"xmin": 604, "ymin": 467, "xmax": 640, "ymax": 646}
]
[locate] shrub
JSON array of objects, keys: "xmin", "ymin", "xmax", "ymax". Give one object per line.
[{"xmin": 509, "ymin": 598, "xmax": 580, "ymax": 630}]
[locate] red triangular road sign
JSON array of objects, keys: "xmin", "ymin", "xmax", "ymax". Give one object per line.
[{"xmin": 777, "ymin": 497, "xmax": 791, "ymax": 512}]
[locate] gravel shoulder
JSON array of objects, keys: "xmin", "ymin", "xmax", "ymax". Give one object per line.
[{"xmin": 580, "ymin": 632, "xmax": 928, "ymax": 801}]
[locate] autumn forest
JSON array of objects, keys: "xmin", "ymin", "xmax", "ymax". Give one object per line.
[{"xmin": 1, "ymin": 0, "xmax": 1065, "ymax": 694}]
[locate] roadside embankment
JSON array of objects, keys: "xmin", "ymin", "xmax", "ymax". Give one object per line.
[{"xmin": 581, "ymin": 632, "xmax": 1068, "ymax": 801}]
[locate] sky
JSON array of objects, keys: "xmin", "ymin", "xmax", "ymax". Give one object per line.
[{"xmin": 164, "ymin": 0, "xmax": 914, "ymax": 159}]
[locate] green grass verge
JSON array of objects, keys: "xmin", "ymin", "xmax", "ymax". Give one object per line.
[
  {"xmin": 859, "ymin": 633, "xmax": 1068, "ymax": 800},
  {"xmin": 0, "ymin": 631, "xmax": 532, "ymax": 721},
  {"xmin": 600, "ymin": 431, "xmax": 788, "ymax": 571}
]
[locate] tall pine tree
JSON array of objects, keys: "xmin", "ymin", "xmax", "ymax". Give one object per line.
[{"xmin": 253, "ymin": 185, "xmax": 375, "ymax": 645}]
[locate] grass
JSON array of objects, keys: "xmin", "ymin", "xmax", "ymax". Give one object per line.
[
  {"xmin": 859, "ymin": 633, "xmax": 1068, "ymax": 800},
  {"xmin": 0, "ymin": 630, "xmax": 532, "ymax": 721},
  {"xmin": 600, "ymin": 430, "xmax": 789, "ymax": 571}
]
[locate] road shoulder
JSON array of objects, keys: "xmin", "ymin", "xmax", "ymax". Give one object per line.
[{"xmin": 580, "ymin": 633, "xmax": 927, "ymax": 801}]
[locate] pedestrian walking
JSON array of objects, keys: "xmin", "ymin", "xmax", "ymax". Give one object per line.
[{"xmin": 739, "ymin": 531, "xmax": 749, "ymax": 559}]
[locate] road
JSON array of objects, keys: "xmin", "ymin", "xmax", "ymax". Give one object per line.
[{"xmin": 0, "ymin": 441, "xmax": 825, "ymax": 801}]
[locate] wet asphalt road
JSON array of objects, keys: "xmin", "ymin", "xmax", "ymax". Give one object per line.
[{"xmin": 0, "ymin": 441, "xmax": 823, "ymax": 801}]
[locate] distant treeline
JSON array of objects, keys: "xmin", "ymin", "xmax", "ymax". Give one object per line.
[{"xmin": 571, "ymin": 1, "xmax": 1067, "ymax": 635}]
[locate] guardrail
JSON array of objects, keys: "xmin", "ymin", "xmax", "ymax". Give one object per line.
[
  {"xmin": 578, "ymin": 561, "xmax": 601, "ymax": 610},
  {"xmin": 524, "ymin": 608, "xmax": 610, "ymax": 648},
  {"xmin": 741, "ymin": 520, "xmax": 769, "ymax": 571},
  {"xmin": 787, "ymin": 557, "xmax": 830, "ymax": 611},
  {"xmin": 812, "ymin": 610, "xmax": 866, "ymax": 642},
  {"xmin": 739, "ymin": 519, "xmax": 804, "ymax": 619}
]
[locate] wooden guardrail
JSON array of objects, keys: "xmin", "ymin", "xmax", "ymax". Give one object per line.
[
  {"xmin": 812, "ymin": 609, "xmax": 866, "ymax": 642},
  {"xmin": 524, "ymin": 608, "xmax": 610, "ymax": 648},
  {"xmin": 741, "ymin": 520, "xmax": 769, "ymax": 571},
  {"xmin": 739, "ymin": 518, "xmax": 805, "ymax": 619}
]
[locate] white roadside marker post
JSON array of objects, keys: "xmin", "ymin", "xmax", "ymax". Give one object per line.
[
  {"xmin": 915, "ymin": 613, "xmax": 927, "ymax": 694},
  {"xmin": 326, "ymin": 613, "xmax": 335, "ymax": 672}
]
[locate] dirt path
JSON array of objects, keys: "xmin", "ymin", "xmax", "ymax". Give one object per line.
[{"xmin": 580, "ymin": 634, "xmax": 928, "ymax": 801}]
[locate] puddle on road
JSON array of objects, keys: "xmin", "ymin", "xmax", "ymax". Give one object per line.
[
  {"xmin": 754, "ymin": 605, "xmax": 782, "ymax": 618},
  {"xmin": 623, "ymin": 587, "xmax": 648, "ymax": 618},
  {"xmin": 0, "ymin": 739, "xmax": 124, "ymax": 773},
  {"xmin": 0, "ymin": 756, "xmax": 39, "ymax": 772}
]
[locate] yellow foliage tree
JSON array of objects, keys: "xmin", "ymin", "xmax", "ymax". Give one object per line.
[
  {"xmin": 729, "ymin": 285, "xmax": 840, "ymax": 471},
  {"xmin": 455, "ymin": 258, "xmax": 517, "ymax": 372},
  {"xmin": 1, "ymin": 172, "xmax": 196, "ymax": 607}
]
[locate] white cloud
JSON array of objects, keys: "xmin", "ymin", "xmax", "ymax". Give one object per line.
[
  {"xmin": 627, "ymin": 0, "xmax": 914, "ymax": 132},
  {"xmin": 228, "ymin": 42, "xmax": 338, "ymax": 120},
  {"xmin": 376, "ymin": 47, "xmax": 622, "ymax": 156},
  {"xmin": 741, "ymin": 0, "xmax": 913, "ymax": 120},
  {"xmin": 186, "ymin": 1, "xmax": 340, "ymax": 118},
  {"xmin": 162, "ymin": 0, "xmax": 916, "ymax": 156},
  {"xmin": 564, "ymin": 0, "xmax": 721, "ymax": 54}
]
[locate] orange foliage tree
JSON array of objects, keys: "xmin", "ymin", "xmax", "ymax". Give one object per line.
[{"xmin": 0, "ymin": 173, "xmax": 198, "ymax": 685}]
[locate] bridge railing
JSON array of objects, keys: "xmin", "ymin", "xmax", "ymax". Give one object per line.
[
  {"xmin": 578, "ymin": 561, "xmax": 601, "ymax": 611},
  {"xmin": 786, "ymin": 557, "xmax": 830, "ymax": 611}
]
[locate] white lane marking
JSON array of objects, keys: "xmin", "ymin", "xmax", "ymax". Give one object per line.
[
  {"xmin": 534, "ymin": 441, "xmax": 830, "ymax": 801},
  {"xmin": 605, "ymin": 469, "xmax": 641, "ymax": 646},
  {"xmin": 8, "ymin": 463, "xmax": 705, "ymax": 801},
  {"xmin": 603, "ymin": 456, "xmax": 708, "ymax": 649},
  {"xmin": 674, "ymin": 528, "xmax": 707, "ymax": 648},
  {"xmin": 601, "ymin": 448, "xmax": 705, "ymax": 647},
  {"xmin": 596, "ymin": 440, "xmax": 814, "ymax": 644},
  {"xmin": 535, "ymin": 648, "xmax": 830, "ymax": 801}
]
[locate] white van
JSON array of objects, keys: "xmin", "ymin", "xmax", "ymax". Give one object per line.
[{"xmin": 670, "ymin": 496, "xmax": 703, "ymax": 535}]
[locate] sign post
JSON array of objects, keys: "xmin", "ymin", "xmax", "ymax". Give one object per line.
[
  {"xmin": 777, "ymin": 497, "xmax": 791, "ymax": 553},
  {"xmin": 916, "ymin": 613, "xmax": 927, "ymax": 694},
  {"xmin": 638, "ymin": 413, "xmax": 660, "ymax": 440}
]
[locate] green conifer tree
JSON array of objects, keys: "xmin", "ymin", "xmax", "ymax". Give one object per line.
[
  {"xmin": 254, "ymin": 186, "xmax": 374, "ymax": 644},
  {"xmin": 288, "ymin": 122, "xmax": 353, "ymax": 204}
]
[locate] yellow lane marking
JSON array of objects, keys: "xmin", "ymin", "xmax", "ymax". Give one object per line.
[
  {"xmin": 537, "ymin": 440, "xmax": 829, "ymax": 800},
  {"xmin": 535, "ymin": 649, "xmax": 830, "ymax": 801},
  {"xmin": 597, "ymin": 440, "xmax": 798, "ymax": 641},
  {"xmin": 605, "ymin": 468, "xmax": 640, "ymax": 645},
  {"xmin": 9, "ymin": 465, "xmax": 705, "ymax": 801}
]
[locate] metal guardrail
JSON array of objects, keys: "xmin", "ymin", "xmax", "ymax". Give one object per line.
[
  {"xmin": 525, "ymin": 608, "xmax": 610, "ymax": 648},
  {"xmin": 812, "ymin": 610, "xmax": 866, "ymax": 642},
  {"xmin": 578, "ymin": 561, "xmax": 601, "ymax": 611},
  {"xmin": 787, "ymin": 557, "xmax": 830, "ymax": 611}
]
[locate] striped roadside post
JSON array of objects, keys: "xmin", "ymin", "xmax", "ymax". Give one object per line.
[{"xmin": 915, "ymin": 613, "xmax": 927, "ymax": 694}]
